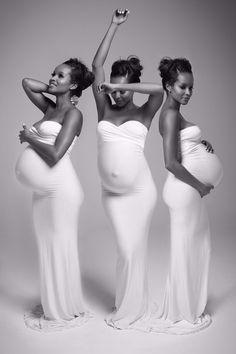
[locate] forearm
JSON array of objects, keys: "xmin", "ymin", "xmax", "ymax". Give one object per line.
[
  {"xmin": 27, "ymin": 137, "xmax": 61, "ymax": 166},
  {"xmin": 166, "ymin": 160, "xmax": 206, "ymax": 192},
  {"xmin": 92, "ymin": 22, "xmax": 118, "ymax": 67},
  {"xmin": 22, "ymin": 78, "xmax": 49, "ymax": 93},
  {"xmin": 112, "ymin": 82, "xmax": 163, "ymax": 95}
]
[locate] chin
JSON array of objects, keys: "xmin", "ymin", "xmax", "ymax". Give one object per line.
[
  {"xmin": 181, "ymin": 99, "xmax": 190, "ymax": 105},
  {"xmin": 48, "ymin": 87, "xmax": 56, "ymax": 94},
  {"xmin": 115, "ymin": 102, "xmax": 125, "ymax": 107}
]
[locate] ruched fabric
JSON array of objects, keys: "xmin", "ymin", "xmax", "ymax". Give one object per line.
[
  {"xmin": 150, "ymin": 125, "xmax": 223, "ymax": 334},
  {"xmin": 97, "ymin": 120, "xmax": 157, "ymax": 331},
  {"xmin": 15, "ymin": 121, "xmax": 91, "ymax": 331}
]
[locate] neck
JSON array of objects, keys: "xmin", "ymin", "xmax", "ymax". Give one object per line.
[
  {"xmin": 55, "ymin": 93, "xmax": 73, "ymax": 110},
  {"xmin": 116, "ymin": 100, "xmax": 135, "ymax": 111},
  {"xmin": 165, "ymin": 94, "xmax": 180, "ymax": 111}
]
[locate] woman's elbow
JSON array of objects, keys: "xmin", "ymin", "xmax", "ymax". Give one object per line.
[
  {"xmin": 47, "ymin": 151, "xmax": 61, "ymax": 166},
  {"xmin": 92, "ymin": 61, "xmax": 98, "ymax": 70},
  {"xmin": 22, "ymin": 78, "xmax": 30, "ymax": 89},
  {"xmin": 165, "ymin": 160, "xmax": 178, "ymax": 173}
]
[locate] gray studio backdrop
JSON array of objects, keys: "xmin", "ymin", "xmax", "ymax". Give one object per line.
[{"xmin": 1, "ymin": 0, "xmax": 235, "ymax": 306}]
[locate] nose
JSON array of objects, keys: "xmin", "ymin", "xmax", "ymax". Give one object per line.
[
  {"xmin": 185, "ymin": 88, "xmax": 191, "ymax": 96},
  {"xmin": 114, "ymin": 91, "xmax": 121, "ymax": 99}
]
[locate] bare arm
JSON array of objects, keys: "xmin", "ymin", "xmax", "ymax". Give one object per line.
[
  {"xmin": 92, "ymin": 9, "xmax": 129, "ymax": 119},
  {"xmin": 99, "ymin": 81, "xmax": 164, "ymax": 118},
  {"xmin": 161, "ymin": 109, "xmax": 214, "ymax": 197},
  {"xmin": 19, "ymin": 108, "xmax": 82, "ymax": 166},
  {"xmin": 22, "ymin": 78, "xmax": 55, "ymax": 113}
]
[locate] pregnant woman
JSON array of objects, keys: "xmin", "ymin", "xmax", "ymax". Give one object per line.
[
  {"xmin": 151, "ymin": 57, "xmax": 223, "ymax": 334},
  {"xmin": 92, "ymin": 9, "xmax": 163, "ymax": 330},
  {"xmin": 15, "ymin": 58, "xmax": 94, "ymax": 331}
]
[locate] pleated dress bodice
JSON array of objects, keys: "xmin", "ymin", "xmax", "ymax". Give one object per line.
[
  {"xmin": 97, "ymin": 120, "xmax": 150, "ymax": 193},
  {"xmin": 29, "ymin": 120, "xmax": 77, "ymax": 153}
]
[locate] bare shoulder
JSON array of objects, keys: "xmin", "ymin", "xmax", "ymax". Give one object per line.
[
  {"xmin": 159, "ymin": 107, "xmax": 180, "ymax": 135},
  {"xmin": 61, "ymin": 107, "xmax": 83, "ymax": 136},
  {"xmin": 64, "ymin": 107, "xmax": 83, "ymax": 122}
]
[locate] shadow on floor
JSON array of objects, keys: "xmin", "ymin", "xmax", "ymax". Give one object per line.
[
  {"xmin": 82, "ymin": 272, "xmax": 114, "ymax": 313},
  {"xmin": 207, "ymin": 284, "xmax": 236, "ymax": 315}
]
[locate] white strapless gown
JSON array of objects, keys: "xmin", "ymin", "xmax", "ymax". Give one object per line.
[
  {"xmin": 15, "ymin": 121, "xmax": 91, "ymax": 331},
  {"xmin": 151, "ymin": 125, "xmax": 223, "ymax": 334},
  {"xmin": 97, "ymin": 120, "xmax": 157, "ymax": 330}
]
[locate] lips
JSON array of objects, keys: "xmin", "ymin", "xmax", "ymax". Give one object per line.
[{"xmin": 49, "ymin": 81, "xmax": 57, "ymax": 87}]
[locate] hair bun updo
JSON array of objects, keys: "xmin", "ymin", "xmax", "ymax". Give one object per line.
[
  {"xmin": 158, "ymin": 56, "xmax": 192, "ymax": 92},
  {"xmin": 111, "ymin": 55, "xmax": 143, "ymax": 83},
  {"xmin": 158, "ymin": 57, "xmax": 173, "ymax": 79},
  {"xmin": 63, "ymin": 58, "xmax": 94, "ymax": 98}
]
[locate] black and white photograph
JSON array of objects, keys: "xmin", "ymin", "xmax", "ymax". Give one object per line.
[{"xmin": 1, "ymin": 0, "xmax": 235, "ymax": 353}]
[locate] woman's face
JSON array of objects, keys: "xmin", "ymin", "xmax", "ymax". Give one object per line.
[
  {"xmin": 168, "ymin": 72, "xmax": 194, "ymax": 105},
  {"xmin": 48, "ymin": 64, "xmax": 75, "ymax": 95},
  {"xmin": 110, "ymin": 76, "xmax": 134, "ymax": 107}
]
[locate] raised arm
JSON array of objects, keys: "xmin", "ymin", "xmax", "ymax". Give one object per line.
[
  {"xmin": 99, "ymin": 81, "xmax": 164, "ymax": 118},
  {"xmin": 22, "ymin": 78, "xmax": 55, "ymax": 113},
  {"xmin": 19, "ymin": 108, "xmax": 82, "ymax": 166},
  {"xmin": 161, "ymin": 109, "xmax": 213, "ymax": 198},
  {"xmin": 92, "ymin": 9, "xmax": 129, "ymax": 119}
]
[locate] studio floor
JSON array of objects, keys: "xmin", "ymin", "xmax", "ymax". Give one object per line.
[{"xmin": 0, "ymin": 227, "xmax": 235, "ymax": 354}]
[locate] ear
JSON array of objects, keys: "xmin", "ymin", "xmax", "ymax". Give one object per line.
[
  {"xmin": 70, "ymin": 83, "xmax": 78, "ymax": 90},
  {"xmin": 166, "ymin": 83, "xmax": 172, "ymax": 93}
]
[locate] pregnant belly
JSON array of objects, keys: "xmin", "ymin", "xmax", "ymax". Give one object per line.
[
  {"xmin": 98, "ymin": 143, "xmax": 143, "ymax": 193},
  {"xmin": 15, "ymin": 146, "xmax": 70, "ymax": 192},
  {"xmin": 182, "ymin": 146, "xmax": 223, "ymax": 187}
]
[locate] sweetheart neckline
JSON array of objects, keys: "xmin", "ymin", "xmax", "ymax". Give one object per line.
[
  {"xmin": 41, "ymin": 120, "xmax": 62, "ymax": 126},
  {"xmin": 32, "ymin": 121, "xmax": 63, "ymax": 131},
  {"xmin": 180, "ymin": 125, "xmax": 198, "ymax": 133},
  {"xmin": 98, "ymin": 120, "xmax": 148, "ymax": 132}
]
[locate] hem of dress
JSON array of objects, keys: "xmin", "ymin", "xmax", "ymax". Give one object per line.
[
  {"xmin": 149, "ymin": 313, "xmax": 212, "ymax": 335},
  {"xmin": 24, "ymin": 304, "xmax": 93, "ymax": 332},
  {"xmin": 104, "ymin": 304, "xmax": 212, "ymax": 334},
  {"xmin": 104, "ymin": 303, "xmax": 157, "ymax": 332}
]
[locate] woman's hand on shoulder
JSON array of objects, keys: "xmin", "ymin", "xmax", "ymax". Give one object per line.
[{"xmin": 112, "ymin": 9, "xmax": 130, "ymax": 25}]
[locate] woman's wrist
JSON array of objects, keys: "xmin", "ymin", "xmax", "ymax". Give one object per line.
[{"xmin": 110, "ymin": 21, "xmax": 119, "ymax": 28}]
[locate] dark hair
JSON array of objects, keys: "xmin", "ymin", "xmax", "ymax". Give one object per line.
[
  {"xmin": 110, "ymin": 56, "xmax": 143, "ymax": 83},
  {"xmin": 158, "ymin": 57, "xmax": 192, "ymax": 92},
  {"xmin": 63, "ymin": 58, "xmax": 94, "ymax": 97}
]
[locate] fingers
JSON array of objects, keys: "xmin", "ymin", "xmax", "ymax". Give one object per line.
[
  {"xmin": 207, "ymin": 146, "xmax": 214, "ymax": 153},
  {"xmin": 97, "ymin": 84, "xmax": 104, "ymax": 93},
  {"xmin": 202, "ymin": 140, "xmax": 214, "ymax": 153},
  {"xmin": 115, "ymin": 8, "xmax": 130, "ymax": 17}
]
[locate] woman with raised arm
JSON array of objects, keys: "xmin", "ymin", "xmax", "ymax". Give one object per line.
[
  {"xmin": 92, "ymin": 9, "xmax": 163, "ymax": 331},
  {"xmin": 15, "ymin": 58, "xmax": 94, "ymax": 331},
  {"xmin": 151, "ymin": 57, "xmax": 223, "ymax": 334}
]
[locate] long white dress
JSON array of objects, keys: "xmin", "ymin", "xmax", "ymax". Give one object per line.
[
  {"xmin": 151, "ymin": 125, "xmax": 223, "ymax": 334},
  {"xmin": 97, "ymin": 120, "xmax": 157, "ymax": 330},
  {"xmin": 15, "ymin": 121, "xmax": 91, "ymax": 331}
]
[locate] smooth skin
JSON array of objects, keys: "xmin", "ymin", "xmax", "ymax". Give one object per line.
[
  {"xmin": 159, "ymin": 72, "xmax": 214, "ymax": 197},
  {"xmin": 92, "ymin": 9, "xmax": 164, "ymax": 128},
  {"xmin": 19, "ymin": 64, "xmax": 83, "ymax": 166}
]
